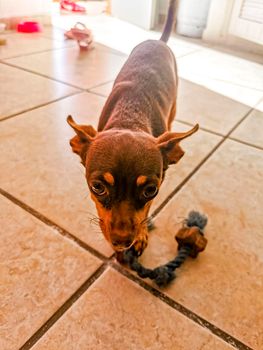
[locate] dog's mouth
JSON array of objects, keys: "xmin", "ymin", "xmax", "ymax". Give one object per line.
[
  {"xmin": 110, "ymin": 242, "xmax": 135, "ymax": 252},
  {"xmin": 109, "ymin": 236, "xmax": 136, "ymax": 252},
  {"xmin": 99, "ymin": 222, "xmax": 136, "ymax": 252},
  {"xmin": 110, "ymin": 239, "xmax": 135, "ymax": 252}
]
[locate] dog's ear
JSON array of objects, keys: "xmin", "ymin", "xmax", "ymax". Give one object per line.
[
  {"xmin": 67, "ymin": 115, "xmax": 97, "ymax": 164},
  {"xmin": 157, "ymin": 124, "xmax": 199, "ymax": 164}
]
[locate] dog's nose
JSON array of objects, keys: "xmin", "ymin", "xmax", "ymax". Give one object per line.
[{"xmin": 111, "ymin": 235, "xmax": 134, "ymax": 249}]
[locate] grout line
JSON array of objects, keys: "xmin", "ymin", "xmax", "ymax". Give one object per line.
[
  {"xmin": 151, "ymin": 106, "xmax": 255, "ymax": 218},
  {"xmin": 0, "ymin": 43, "xmax": 75, "ymax": 61},
  {"xmin": 228, "ymin": 137, "xmax": 263, "ymax": 151},
  {"xmin": 0, "ymin": 35, "xmax": 116, "ymax": 62},
  {"xmin": 87, "ymin": 79, "xmax": 114, "ymax": 91},
  {"xmin": 175, "ymin": 48, "xmax": 204, "ymax": 60},
  {"xmin": 0, "ymin": 90, "xmax": 82, "ymax": 122},
  {"xmin": 111, "ymin": 262, "xmax": 253, "ymax": 350},
  {"xmin": 1, "ymin": 61, "xmax": 85, "ymax": 90},
  {"xmin": 0, "ymin": 40, "xmax": 127, "ymax": 65},
  {"xmin": 202, "ymin": 77, "xmax": 263, "ymax": 93},
  {"xmin": 176, "ymin": 118, "xmax": 224, "ymax": 137},
  {"xmin": 88, "ymin": 91, "xmax": 107, "ymax": 97},
  {"xmin": 95, "ymin": 46, "xmax": 128, "ymax": 58},
  {"xmin": 87, "ymin": 90, "xmax": 109, "ymax": 99},
  {"xmin": 0, "ymin": 188, "xmax": 107, "ymax": 262},
  {"xmin": 254, "ymin": 96, "xmax": 263, "ymax": 109},
  {"xmin": 2, "ymin": 60, "xmax": 116, "ymax": 94},
  {"xmin": 19, "ymin": 264, "xmax": 108, "ymax": 350},
  {"xmin": 176, "ymin": 118, "xmax": 262, "ymax": 151}
]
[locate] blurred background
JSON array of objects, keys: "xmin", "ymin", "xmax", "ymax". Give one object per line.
[{"xmin": 0, "ymin": 0, "xmax": 262, "ymax": 52}]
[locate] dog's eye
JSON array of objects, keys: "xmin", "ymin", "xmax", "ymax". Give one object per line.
[
  {"xmin": 143, "ymin": 184, "xmax": 158, "ymax": 199},
  {"xmin": 91, "ymin": 182, "xmax": 107, "ymax": 196}
]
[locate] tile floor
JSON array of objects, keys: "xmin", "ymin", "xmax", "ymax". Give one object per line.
[{"xmin": 0, "ymin": 13, "xmax": 263, "ymax": 350}]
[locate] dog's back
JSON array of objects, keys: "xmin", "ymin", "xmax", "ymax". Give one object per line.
[
  {"xmin": 98, "ymin": 40, "xmax": 177, "ymax": 136},
  {"xmin": 98, "ymin": 0, "xmax": 178, "ymax": 136}
]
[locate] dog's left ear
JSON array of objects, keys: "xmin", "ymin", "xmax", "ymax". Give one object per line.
[
  {"xmin": 67, "ymin": 115, "xmax": 97, "ymax": 164},
  {"xmin": 157, "ymin": 124, "xmax": 199, "ymax": 164}
]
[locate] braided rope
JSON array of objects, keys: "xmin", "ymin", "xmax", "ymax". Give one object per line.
[{"xmin": 122, "ymin": 211, "xmax": 207, "ymax": 287}]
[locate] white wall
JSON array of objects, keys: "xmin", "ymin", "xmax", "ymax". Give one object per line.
[
  {"xmin": 203, "ymin": 0, "xmax": 234, "ymax": 42},
  {"xmin": 111, "ymin": 0, "xmax": 157, "ymax": 30},
  {"xmin": 0, "ymin": 0, "xmax": 52, "ymax": 18},
  {"xmin": 203, "ymin": 0, "xmax": 263, "ymax": 53}
]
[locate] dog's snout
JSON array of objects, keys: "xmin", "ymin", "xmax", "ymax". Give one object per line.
[
  {"xmin": 111, "ymin": 234, "xmax": 134, "ymax": 248},
  {"xmin": 109, "ymin": 213, "xmax": 135, "ymax": 249}
]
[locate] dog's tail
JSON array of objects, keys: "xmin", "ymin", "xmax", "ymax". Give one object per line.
[{"xmin": 160, "ymin": 0, "xmax": 177, "ymax": 43}]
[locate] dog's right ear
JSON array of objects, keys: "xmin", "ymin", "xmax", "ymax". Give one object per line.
[
  {"xmin": 157, "ymin": 124, "xmax": 199, "ymax": 165},
  {"xmin": 67, "ymin": 115, "xmax": 97, "ymax": 165}
]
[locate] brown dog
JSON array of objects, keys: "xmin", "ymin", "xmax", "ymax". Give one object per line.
[{"xmin": 67, "ymin": 0, "xmax": 198, "ymax": 256}]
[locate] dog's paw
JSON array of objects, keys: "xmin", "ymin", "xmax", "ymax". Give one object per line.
[{"xmin": 133, "ymin": 233, "xmax": 148, "ymax": 256}]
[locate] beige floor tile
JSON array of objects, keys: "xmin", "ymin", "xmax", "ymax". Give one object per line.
[
  {"xmin": 32, "ymin": 268, "xmax": 234, "ymax": 350},
  {"xmin": 177, "ymin": 79, "xmax": 251, "ymax": 135},
  {"xmin": 4, "ymin": 45, "xmax": 127, "ymax": 89},
  {"xmin": 0, "ymin": 63, "xmax": 77, "ymax": 120},
  {"xmin": 40, "ymin": 26, "xmax": 76, "ymax": 48},
  {"xmin": 141, "ymin": 140, "xmax": 263, "ymax": 349},
  {"xmin": 255, "ymin": 98, "xmax": 263, "ymax": 112},
  {"xmin": 211, "ymin": 43, "xmax": 263, "ymax": 65},
  {"xmin": 0, "ymin": 92, "xmax": 114, "ymax": 256},
  {"xmin": 90, "ymin": 80, "xmax": 114, "ymax": 97},
  {"xmin": 151, "ymin": 121, "xmax": 222, "ymax": 212},
  {"xmin": 168, "ymin": 39, "xmax": 202, "ymax": 58},
  {"xmin": 177, "ymin": 48, "xmax": 263, "ymax": 108},
  {"xmin": 0, "ymin": 32, "xmax": 68, "ymax": 60},
  {"xmin": 231, "ymin": 109, "xmax": 263, "ymax": 148},
  {"xmin": 0, "ymin": 195, "xmax": 102, "ymax": 350}
]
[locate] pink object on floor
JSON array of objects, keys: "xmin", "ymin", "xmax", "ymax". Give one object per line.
[
  {"xmin": 17, "ymin": 21, "xmax": 42, "ymax": 33},
  {"xmin": 60, "ymin": 0, "xmax": 86, "ymax": 13},
  {"xmin": 64, "ymin": 22, "xmax": 93, "ymax": 50}
]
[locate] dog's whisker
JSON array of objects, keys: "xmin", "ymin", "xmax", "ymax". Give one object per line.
[
  {"xmin": 175, "ymin": 216, "xmax": 187, "ymax": 225},
  {"xmin": 90, "ymin": 216, "xmax": 100, "ymax": 222},
  {"xmin": 78, "ymin": 212, "xmax": 104, "ymax": 227},
  {"xmin": 89, "ymin": 218, "xmax": 102, "ymax": 226},
  {"xmin": 79, "ymin": 210, "xmax": 100, "ymax": 219}
]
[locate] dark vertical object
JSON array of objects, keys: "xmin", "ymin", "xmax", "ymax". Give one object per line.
[{"xmin": 160, "ymin": 0, "xmax": 177, "ymax": 42}]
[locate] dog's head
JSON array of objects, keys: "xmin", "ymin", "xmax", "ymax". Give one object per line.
[{"xmin": 67, "ymin": 115, "xmax": 198, "ymax": 251}]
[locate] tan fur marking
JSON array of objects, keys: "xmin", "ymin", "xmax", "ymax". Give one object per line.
[
  {"xmin": 103, "ymin": 172, "xmax": 115, "ymax": 186},
  {"xmin": 90, "ymin": 193, "xmax": 151, "ymax": 253},
  {"xmin": 136, "ymin": 175, "xmax": 147, "ymax": 186}
]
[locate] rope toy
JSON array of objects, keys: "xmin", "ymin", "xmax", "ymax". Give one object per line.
[{"xmin": 121, "ymin": 211, "xmax": 208, "ymax": 287}]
